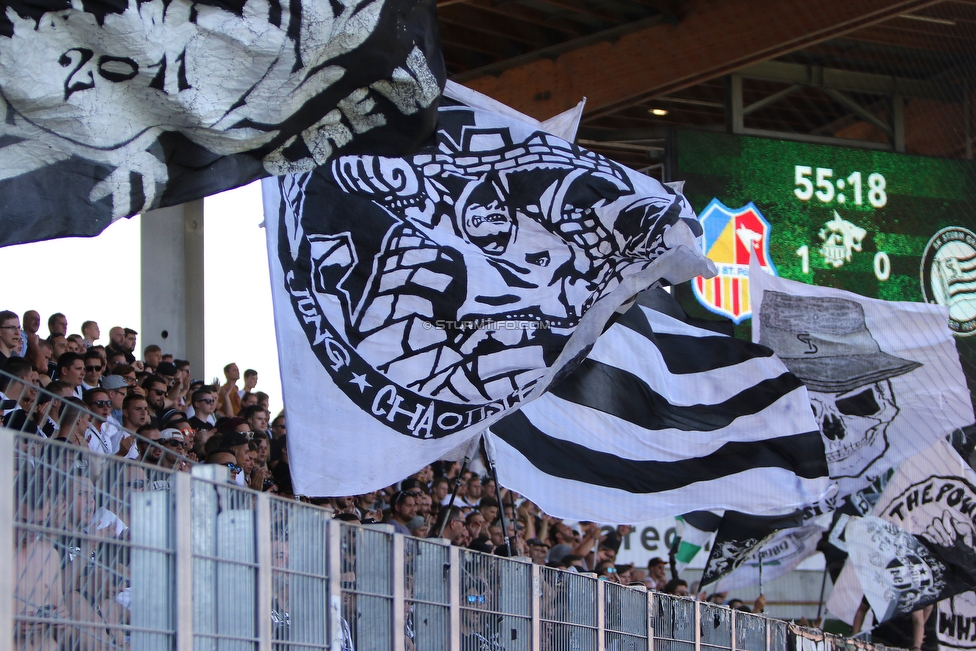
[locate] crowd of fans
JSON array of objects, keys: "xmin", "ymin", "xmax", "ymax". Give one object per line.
[{"xmin": 1, "ymin": 308, "xmax": 770, "ymax": 645}]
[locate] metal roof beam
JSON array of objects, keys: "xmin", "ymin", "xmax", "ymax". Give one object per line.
[
  {"xmin": 461, "ymin": 0, "xmax": 947, "ymax": 120},
  {"xmin": 738, "ymin": 59, "xmax": 963, "ymax": 101}
]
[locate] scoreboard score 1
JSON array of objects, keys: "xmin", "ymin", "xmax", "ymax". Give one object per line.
[{"xmin": 670, "ymin": 129, "xmax": 976, "ymax": 395}]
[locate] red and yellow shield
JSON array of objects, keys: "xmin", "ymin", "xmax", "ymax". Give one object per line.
[{"xmin": 692, "ymin": 199, "xmax": 777, "ymax": 323}]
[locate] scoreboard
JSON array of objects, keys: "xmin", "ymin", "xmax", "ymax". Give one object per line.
[{"xmin": 670, "ymin": 129, "xmax": 976, "ymax": 397}]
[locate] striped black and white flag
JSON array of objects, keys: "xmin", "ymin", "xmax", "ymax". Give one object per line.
[{"xmin": 486, "ymin": 289, "xmax": 831, "ymax": 524}]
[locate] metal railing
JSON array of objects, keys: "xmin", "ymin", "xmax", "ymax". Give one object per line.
[{"xmin": 0, "ymin": 372, "xmax": 898, "ymax": 651}]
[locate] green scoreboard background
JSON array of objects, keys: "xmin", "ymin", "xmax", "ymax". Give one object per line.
[{"xmin": 670, "ymin": 129, "xmax": 976, "ymax": 401}]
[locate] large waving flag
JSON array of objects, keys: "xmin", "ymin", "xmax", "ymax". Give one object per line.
[
  {"xmin": 264, "ymin": 89, "xmax": 713, "ymax": 496},
  {"xmin": 0, "ymin": 0, "xmax": 444, "ymax": 245},
  {"xmin": 484, "ymin": 289, "xmax": 830, "ymax": 524},
  {"xmin": 846, "ymin": 515, "xmax": 976, "ymax": 624},
  {"xmin": 712, "ymin": 515, "xmax": 830, "ymax": 592},
  {"xmin": 708, "ymin": 264, "xmax": 976, "ymax": 593},
  {"xmin": 751, "ymin": 259, "xmax": 975, "ymax": 498},
  {"xmin": 699, "ymin": 510, "xmax": 806, "ymax": 588},
  {"xmin": 827, "ymin": 440, "xmax": 976, "ymax": 625}
]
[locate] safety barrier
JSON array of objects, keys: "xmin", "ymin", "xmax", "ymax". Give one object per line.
[{"xmin": 0, "ymin": 368, "xmax": 897, "ymax": 651}]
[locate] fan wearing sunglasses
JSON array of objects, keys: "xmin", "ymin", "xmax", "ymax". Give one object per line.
[
  {"xmin": 141, "ymin": 375, "xmax": 171, "ymax": 419},
  {"xmin": 159, "ymin": 415, "xmax": 198, "ymax": 463},
  {"xmin": 82, "ymin": 388, "xmax": 115, "ymax": 455},
  {"xmin": 460, "ymin": 580, "xmax": 497, "ymax": 651},
  {"xmin": 203, "ymin": 450, "xmax": 242, "ymax": 484},
  {"xmin": 157, "ymin": 428, "xmax": 190, "ymax": 470},
  {"xmin": 188, "ymin": 389, "xmax": 218, "ymax": 432},
  {"xmin": 81, "ymin": 350, "xmax": 103, "ymax": 392}
]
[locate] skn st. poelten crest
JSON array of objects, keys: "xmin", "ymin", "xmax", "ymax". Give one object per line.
[{"xmin": 692, "ymin": 199, "xmax": 777, "ymax": 323}]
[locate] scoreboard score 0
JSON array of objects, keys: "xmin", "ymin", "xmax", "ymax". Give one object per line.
[{"xmin": 670, "ymin": 129, "xmax": 976, "ymax": 396}]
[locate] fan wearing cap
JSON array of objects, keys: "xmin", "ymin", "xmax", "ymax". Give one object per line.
[
  {"xmin": 159, "ymin": 410, "xmax": 198, "ymax": 460},
  {"xmin": 526, "ymin": 538, "xmax": 549, "ymax": 565},
  {"xmin": 220, "ymin": 431, "xmax": 253, "ymax": 487},
  {"xmin": 157, "ymin": 428, "xmax": 189, "ymax": 470},
  {"xmin": 647, "ymin": 557, "xmax": 668, "ymax": 591},
  {"xmin": 406, "ymin": 516, "xmax": 428, "ymax": 538},
  {"xmin": 759, "ymin": 291, "xmax": 921, "ymax": 480},
  {"xmin": 99, "ymin": 375, "xmax": 129, "ymax": 450},
  {"xmin": 156, "ymin": 361, "xmax": 185, "ymax": 404}
]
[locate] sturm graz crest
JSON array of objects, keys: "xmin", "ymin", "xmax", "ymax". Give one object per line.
[
  {"xmin": 278, "ymin": 105, "xmax": 700, "ymax": 439},
  {"xmin": 921, "ymin": 227, "xmax": 976, "ymax": 336}
]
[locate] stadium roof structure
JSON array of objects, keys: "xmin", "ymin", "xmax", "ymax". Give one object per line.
[{"xmin": 438, "ymin": 0, "xmax": 976, "ymax": 171}]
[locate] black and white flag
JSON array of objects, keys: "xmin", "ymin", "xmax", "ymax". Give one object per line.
[
  {"xmin": 485, "ymin": 289, "xmax": 830, "ymax": 524},
  {"xmin": 0, "ymin": 0, "xmax": 444, "ymax": 245},
  {"xmin": 700, "ymin": 509, "xmax": 806, "ymax": 588},
  {"xmin": 846, "ymin": 515, "xmax": 976, "ymax": 624},
  {"xmin": 828, "ymin": 440, "xmax": 976, "ymax": 624},
  {"xmin": 938, "ymin": 592, "xmax": 976, "ymax": 651},
  {"xmin": 713, "ymin": 515, "xmax": 830, "ymax": 592},
  {"xmin": 751, "ymin": 259, "xmax": 975, "ymax": 497},
  {"xmin": 264, "ymin": 89, "xmax": 713, "ymax": 495}
]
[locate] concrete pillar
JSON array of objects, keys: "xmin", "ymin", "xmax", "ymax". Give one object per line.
[{"xmin": 140, "ymin": 200, "xmax": 205, "ymax": 376}]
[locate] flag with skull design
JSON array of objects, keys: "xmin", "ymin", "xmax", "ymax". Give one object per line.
[
  {"xmin": 750, "ymin": 259, "xmax": 974, "ymax": 498},
  {"xmin": 688, "ymin": 261, "xmax": 976, "ymax": 590},
  {"xmin": 0, "ymin": 0, "xmax": 444, "ymax": 246},
  {"xmin": 262, "ymin": 90, "xmax": 714, "ymax": 496}
]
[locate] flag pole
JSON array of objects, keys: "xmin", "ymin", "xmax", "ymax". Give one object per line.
[
  {"xmin": 503, "ymin": 476, "xmax": 521, "ymax": 554},
  {"xmin": 481, "ymin": 436, "xmax": 513, "ymax": 557},
  {"xmin": 437, "ymin": 453, "xmax": 471, "ymax": 538},
  {"xmin": 815, "ymin": 560, "xmax": 828, "ymax": 623},
  {"xmin": 758, "ymin": 556, "xmax": 764, "ymax": 596}
]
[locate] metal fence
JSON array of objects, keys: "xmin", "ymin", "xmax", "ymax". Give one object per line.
[
  {"xmin": 0, "ymin": 363, "xmax": 898, "ymax": 651},
  {"xmin": 0, "ymin": 425, "xmax": 901, "ymax": 651}
]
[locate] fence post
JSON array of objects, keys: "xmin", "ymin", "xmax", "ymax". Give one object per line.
[
  {"xmin": 393, "ymin": 534, "xmax": 405, "ymax": 651},
  {"xmin": 530, "ymin": 564, "xmax": 541, "ymax": 651},
  {"xmin": 449, "ymin": 545, "xmax": 460, "ymax": 651},
  {"xmin": 730, "ymin": 608, "xmax": 736, "ymax": 651},
  {"xmin": 647, "ymin": 591, "xmax": 655, "ymax": 651},
  {"xmin": 765, "ymin": 614, "xmax": 771, "ymax": 651},
  {"xmin": 174, "ymin": 472, "xmax": 194, "ymax": 651},
  {"xmin": 0, "ymin": 429, "xmax": 15, "ymax": 649},
  {"xmin": 328, "ymin": 518, "xmax": 343, "ymax": 651},
  {"xmin": 256, "ymin": 492, "xmax": 273, "ymax": 651},
  {"xmin": 597, "ymin": 578, "xmax": 606, "ymax": 651},
  {"xmin": 694, "ymin": 599, "xmax": 702, "ymax": 651}
]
